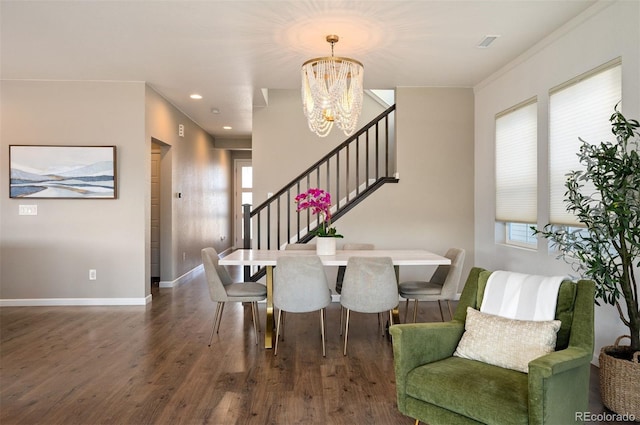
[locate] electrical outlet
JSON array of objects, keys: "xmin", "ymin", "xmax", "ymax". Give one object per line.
[
  {"xmin": 182, "ymin": 252, "xmax": 186, "ymax": 261},
  {"xmin": 89, "ymin": 269, "xmax": 97, "ymax": 280}
]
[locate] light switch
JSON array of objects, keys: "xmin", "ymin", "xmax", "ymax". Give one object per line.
[{"xmin": 19, "ymin": 205, "xmax": 38, "ymax": 216}]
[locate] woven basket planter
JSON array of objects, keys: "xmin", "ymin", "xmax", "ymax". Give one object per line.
[{"xmin": 599, "ymin": 335, "xmax": 640, "ymax": 418}]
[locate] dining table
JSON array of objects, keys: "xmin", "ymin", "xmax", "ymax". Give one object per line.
[{"xmin": 218, "ymin": 249, "xmax": 451, "ymax": 349}]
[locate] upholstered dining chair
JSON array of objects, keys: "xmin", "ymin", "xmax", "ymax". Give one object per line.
[
  {"xmin": 335, "ymin": 243, "xmax": 375, "ymax": 333},
  {"xmin": 335, "ymin": 243, "xmax": 375, "ymax": 294},
  {"xmin": 201, "ymin": 247, "xmax": 267, "ymax": 346},
  {"xmin": 273, "ymin": 255, "xmax": 332, "ymax": 356},
  {"xmin": 399, "ymin": 248, "xmax": 465, "ymax": 323},
  {"xmin": 340, "ymin": 256, "xmax": 399, "ymax": 356}
]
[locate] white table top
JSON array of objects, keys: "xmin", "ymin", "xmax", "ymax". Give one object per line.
[{"xmin": 219, "ymin": 249, "xmax": 451, "ymax": 267}]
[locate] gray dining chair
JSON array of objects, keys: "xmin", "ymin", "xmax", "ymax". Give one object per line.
[
  {"xmin": 335, "ymin": 243, "xmax": 375, "ymax": 333},
  {"xmin": 335, "ymin": 243, "xmax": 375, "ymax": 294},
  {"xmin": 340, "ymin": 256, "xmax": 398, "ymax": 356},
  {"xmin": 274, "ymin": 255, "xmax": 332, "ymax": 356},
  {"xmin": 399, "ymin": 247, "xmax": 465, "ymax": 323},
  {"xmin": 201, "ymin": 247, "xmax": 267, "ymax": 346}
]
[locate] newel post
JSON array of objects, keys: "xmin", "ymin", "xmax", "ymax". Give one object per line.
[{"xmin": 242, "ymin": 203, "xmax": 252, "ymax": 281}]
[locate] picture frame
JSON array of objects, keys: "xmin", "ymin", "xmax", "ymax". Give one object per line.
[{"xmin": 9, "ymin": 145, "xmax": 117, "ymax": 199}]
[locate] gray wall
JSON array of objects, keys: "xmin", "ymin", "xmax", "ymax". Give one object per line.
[
  {"xmin": 473, "ymin": 0, "xmax": 640, "ymax": 362},
  {"xmin": 145, "ymin": 87, "xmax": 232, "ymax": 286},
  {"xmin": 1, "ymin": 81, "xmax": 148, "ymax": 302},
  {"xmin": 253, "ymin": 87, "xmax": 475, "ymax": 286},
  {"xmin": 0, "ymin": 81, "xmax": 232, "ymax": 304}
]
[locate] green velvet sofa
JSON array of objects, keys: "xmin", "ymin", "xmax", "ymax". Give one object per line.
[{"xmin": 389, "ymin": 267, "xmax": 595, "ymax": 425}]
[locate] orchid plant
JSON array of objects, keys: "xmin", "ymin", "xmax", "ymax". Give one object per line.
[{"xmin": 295, "ymin": 188, "xmax": 343, "ymax": 238}]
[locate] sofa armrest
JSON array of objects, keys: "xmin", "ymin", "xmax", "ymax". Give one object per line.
[
  {"xmin": 528, "ymin": 347, "xmax": 592, "ymax": 425},
  {"xmin": 389, "ymin": 321, "xmax": 465, "ymax": 413}
]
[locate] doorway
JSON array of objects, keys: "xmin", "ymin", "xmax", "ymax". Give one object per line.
[
  {"xmin": 234, "ymin": 159, "xmax": 252, "ymax": 249},
  {"xmin": 151, "ymin": 143, "xmax": 162, "ymax": 284}
]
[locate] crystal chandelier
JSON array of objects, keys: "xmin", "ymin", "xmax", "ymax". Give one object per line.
[{"xmin": 301, "ymin": 35, "xmax": 364, "ymax": 138}]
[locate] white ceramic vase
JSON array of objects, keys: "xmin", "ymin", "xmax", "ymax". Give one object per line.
[{"xmin": 316, "ymin": 237, "xmax": 336, "ymax": 255}]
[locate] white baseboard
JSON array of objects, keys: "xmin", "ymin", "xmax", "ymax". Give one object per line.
[
  {"xmin": 159, "ymin": 264, "xmax": 203, "ymax": 288},
  {"xmin": 0, "ymin": 295, "xmax": 152, "ymax": 307}
]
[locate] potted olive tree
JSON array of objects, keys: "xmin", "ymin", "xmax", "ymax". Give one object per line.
[{"xmin": 535, "ymin": 107, "xmax": 639, "ymax": 417}]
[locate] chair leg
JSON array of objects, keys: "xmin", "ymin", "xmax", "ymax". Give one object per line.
[
  {"xmin": 274, "ymin": 309, "xmax": 283, "ymax": 356},
  {"xmin": 280, "ymin": 310, "xmax": 285, "ymax": 341},
  {"xmin": 412, "ymin": 299, "xmax": 419, "ymax": 323},
  {"xmin": 415, "ymin": 420, "xmax": 420, "ymax": 425},
  {"xmin": 215, "ymin": 302, "xmax": 226, "ymax": 334},
  {"xmin": 446, "ymin": 299, "xmax": 454, "ymax": 320},
  {"xmin": 378, "ymin": 312, "xmax": 384, "ymax": 336},
  {"xmin": 320, "ymin": 308, "xmax": 326, "ymax": 357},
  {"xmin": 404, "ymin": 298, "xmax": 410, "ymax": 323},
  {"xmin": 253, "ymin": 301, "xmax": 260, "ymax": 333},
  {"xmin": 339, "ymin": 306, "xmax": 344, "ymax": 336},
  {"xmin": 208, "ymin": 302, "xmax": 225, "ymax": 346},
  {"xmin": 389, "ymin": 309, "xmax": 394, "ymax": 327},
  {"xmin": 251, "ymin": 302, "xmax": 259, "ymax": 345},
  {"xmin": 437, "ymin": 300, "xmax": 446, "ymax": 322},
  {"xmin": 343, "ymin": 309, "xmax": 351, "ymax": 356}
]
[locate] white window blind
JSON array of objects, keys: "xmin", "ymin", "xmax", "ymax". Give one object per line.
[
  {"xmin": 495, "ymin": 100, "xmax": 537, "ymax": 223},
  {"xmin": 549, "ymin": 61, "xmax": 622, "ymax": 226}
]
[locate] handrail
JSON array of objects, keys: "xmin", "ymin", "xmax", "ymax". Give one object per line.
[
  {"xmin": 242, "ymin": 104, "xmax": 397, "ymax": 280},
  {"xmin": 250, "ymin": 105, "xmax": 396, "ymax": 215}
]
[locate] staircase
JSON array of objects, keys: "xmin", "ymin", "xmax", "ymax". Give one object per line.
[{"xmin": 242, "ymin": 104, "xmax": 397, "ymax": 280}]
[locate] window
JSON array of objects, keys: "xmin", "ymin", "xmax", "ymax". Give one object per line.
[
  {"xmin": 549, "ymin": 59, "xmax": 622, "ymax": 226},
  {"xmin": 545, "ymin": 225, "xmax": 591, "ymax": 255},
  {"xmin": 506, "ymin": 223, "xmax": 538, "ymax": 249},
  {"xmin": 234, "ymin": 160, "xmax": 253, "ymax": 248},
  {"xmin": 495, "ymin": 98, "xmax": 538, "ymax": 248}
]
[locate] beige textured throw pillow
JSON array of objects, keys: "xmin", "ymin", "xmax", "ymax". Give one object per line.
[{"xmin": 453, "ymin": 307, "xmax": 561, "ymax": 373}]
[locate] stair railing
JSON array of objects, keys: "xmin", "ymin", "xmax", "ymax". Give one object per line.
[{"xmin": 242, "ymin": 104, "xmax": 397, "ymax": 279}]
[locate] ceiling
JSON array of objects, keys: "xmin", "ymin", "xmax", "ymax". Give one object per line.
[{"xmin": 1, "ymin": 0, "xmax": 598, "ymax": 139}]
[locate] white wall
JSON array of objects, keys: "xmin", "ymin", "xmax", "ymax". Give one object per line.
[
  {"xmin": 474, "ymin": 0, "xmax": 640, "ymax": 362},
  {"xmin": 253, "ymin": 87, "xmax": 475, "ymax": 286}
]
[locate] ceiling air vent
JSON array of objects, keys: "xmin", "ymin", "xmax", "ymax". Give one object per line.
[{"xmin": 477, "ymin": 35, "xmax": 500, "ymax": 48}]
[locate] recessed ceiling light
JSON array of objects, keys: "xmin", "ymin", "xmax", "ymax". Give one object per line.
[
  {"xmin": 223, "ymin": 126, "xmax": 232, "ymax": 130},
  {"xmin": 190, "ymin": 94, "xmax": 203, "ymax": 99},
  {"xmin": 477, "ymin": 35, "xmax": 500, "ymax": 48},
  {"xmin": 211, "ymin": 108, "xmax": 220, "ymax": 114}
]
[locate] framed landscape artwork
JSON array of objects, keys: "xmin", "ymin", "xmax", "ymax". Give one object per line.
[{"xmin": 9, "ymin": 145, "xmax": 117, "ymax": 199}]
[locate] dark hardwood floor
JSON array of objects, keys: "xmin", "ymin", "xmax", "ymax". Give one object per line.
[{"xmin": 0, "ymin": 267, "xmax": 628, "ymax": 424}]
